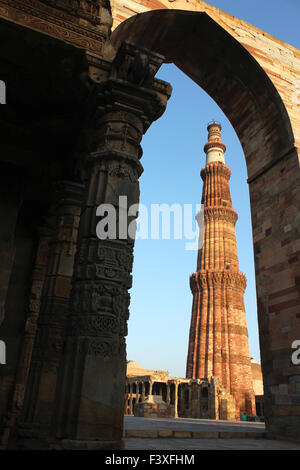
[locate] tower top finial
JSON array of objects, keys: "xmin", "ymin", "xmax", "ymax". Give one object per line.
[
  {"xmin": 207, "ymin": 120, "xmax": 222, "ymax": 131},
  {"xmin": 204, "ymin": 121, "xmax": 226, "ymax": 164}
]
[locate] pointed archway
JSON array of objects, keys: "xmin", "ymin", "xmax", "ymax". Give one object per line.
[{"xmin": 111, "ymin": 10, "xmax": 300, "ymax": 442}]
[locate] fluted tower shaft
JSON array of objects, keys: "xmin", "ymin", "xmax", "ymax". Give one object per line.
[{"xmin": 186, "ymin": 123, "xmax": 255, "ymax": 418}]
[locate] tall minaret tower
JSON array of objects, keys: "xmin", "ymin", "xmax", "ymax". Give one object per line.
[{"xmin": 186, "ymin": 122, "xmax": 255, "ymax": 418}]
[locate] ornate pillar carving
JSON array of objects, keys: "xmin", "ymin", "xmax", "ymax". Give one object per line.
[
  {"xmin": 10, "ymin": 181, "xmax": 84, "ymax": 449},
  {"xmin": 0, "ymin": 223, "xmax": 53, "ymax": 448},
  {"xmin": 50, "ymin": 42, "xmax": 171, "ymax": 450},
  {"xmin": 0, "ymin": 169, "xmax": 22, "ymax": 326}
]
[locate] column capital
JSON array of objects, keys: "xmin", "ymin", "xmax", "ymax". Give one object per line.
[
  {"xmin": 83, "ymin": 41, "xmax": 172, "ymax": 164},
  {"xmin": 109, "ymin": 41, "xmax": 172, "ymax": 127}
]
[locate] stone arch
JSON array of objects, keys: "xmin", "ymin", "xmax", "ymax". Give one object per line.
[
  {"xmin": 111, "ymin": 10, "xmax": 296, "ymax": 182},
  {"xmin": 111, "ymin": 10, "xmax": 300, "ymax": 441}
]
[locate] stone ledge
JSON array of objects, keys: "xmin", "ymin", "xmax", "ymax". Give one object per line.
[
  {"xmin": 124, "ymin": 429, "xmax": 266, "ymax": 439},
  {"xmin": 174, "ymin": 431, "xmax": 192, "ymax": 438},
  {"xmin": 157, "ymin": 430, "xmax": 173, "ymax": 438},
  {"xmin": 125, "ymin": 430, "xmax": 158, "ymax": 438},
  {"xmin": 192, "ymin": 431, "xmax": 219, "ymax": 439}
]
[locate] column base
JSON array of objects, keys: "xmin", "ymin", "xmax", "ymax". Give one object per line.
[
  {"xmin": 6, "ymin": 423, "xmax": 50, "ymax": 450},
  {"xmin": 7, "ymin": 436, "xmax": 50, "ymax": 450},
  {"xmin": 7, "ymin": 432, "xmax": 125, "ymax": 451}
]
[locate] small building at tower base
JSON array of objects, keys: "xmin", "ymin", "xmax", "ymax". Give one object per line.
[{"xmin": 125, "ymin": 361, "xmax": 263, "ymax": 421}]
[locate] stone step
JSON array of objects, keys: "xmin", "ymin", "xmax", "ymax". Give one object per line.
[{"xmin": 124, "ymin": 429, "xmax": 266, "ymax": 439}]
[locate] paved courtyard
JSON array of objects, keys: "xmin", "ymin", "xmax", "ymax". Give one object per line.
[
  {"xmin": 125, "ymin": 437, "xmax": 300, "ymax": 450},
  {"xmin": 124, "ymin": 416, "xmax": 266, "ymax": 433},
  {"xmin": 123, "ymin": 416, "xmax": 300, "ymax": 450}
]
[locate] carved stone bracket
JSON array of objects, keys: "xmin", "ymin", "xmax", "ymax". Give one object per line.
[{"xmin": 110, "ymin": 41, "xmax": 165, "ymax": 88}]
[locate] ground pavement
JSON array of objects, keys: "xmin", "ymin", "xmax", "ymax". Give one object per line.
[{"xmin": 123, "ymin": 416, "xmax": 300, "ymax": 450}]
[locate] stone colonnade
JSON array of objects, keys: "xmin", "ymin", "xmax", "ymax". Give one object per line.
[{"xmin": 124, "ymin": 377, "xmax": 221, "ymax": 419}]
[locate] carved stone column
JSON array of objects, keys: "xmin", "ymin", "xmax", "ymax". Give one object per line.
[
  {"xmin": 0, "ymin": 168, "xmax": 22, "ymax": 326},
  {"xmin": 188, "ymin": 383, "xmax": 192, "ymax": 414},
  {"xmin": 50, "ymin": 42, "xmax": 171, "ymax": 450},
  {"xmin": 166, "ymin": 383, "xmax": 170, "ymax": 405},
  {"xmin": 166, "ymin": 383, "xmax": 170, "ymax": 417},
  {"xmin": 179, "ymin": 384, "xmax": 185, "ymax": 416},
  {"xmin": 10, "ymin": 181, "xmax": 84, "ymax": 449},
  {"xmin": 141, "ymin": 382, "xmax": 145, "ymax": 402},
  {"xmin": 197, "ymin": 382, "xmax": 201, "ymax": 418},
  {"xmin": 135, "ymin": 382, "xmax": 139, "ymax": 404},
  {"xmin": 174, "ymin": 382, "xmax": 179, "ymax": 419},
  {"xmin": 129, "ymin": 383, "xmax": 133, "ymax": 415},
  {"xmin": 0, "ymin": 223, "xmax": 53, "ymax": 448}
]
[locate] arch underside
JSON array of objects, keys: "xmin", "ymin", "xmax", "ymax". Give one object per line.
[{"xmin": 111, "ymin": 9, "xmax": 295, "ymax": 181}]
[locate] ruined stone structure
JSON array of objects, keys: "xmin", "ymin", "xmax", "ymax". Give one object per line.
[
  {"xmin": 0, "ymin": 0, "xmax": 299, "ymax": 448},
  {"xmin": 186, "ymin": 123, "xmax": 256, "ymax": 420},
  {"xmin": 126, "ymin": 360, "xmax": 263, "ymax": 421},
  {"xmin": 125, "ymin": 361, "xmax": 237, "ymax": 420}
]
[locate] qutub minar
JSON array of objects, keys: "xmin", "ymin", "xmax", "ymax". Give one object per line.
[{"xmin": 186, "ymin": 122, "xmax": 256, "ymax": 419}]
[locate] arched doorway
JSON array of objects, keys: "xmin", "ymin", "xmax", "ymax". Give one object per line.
[{"xmin": 111, "ymin": 10, "xmax": 300, "ymax": 441}]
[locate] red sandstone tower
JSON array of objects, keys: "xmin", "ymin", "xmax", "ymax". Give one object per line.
[{"xmin": 186, "ymin": 122, "xmax": 256, "ymax": 419}]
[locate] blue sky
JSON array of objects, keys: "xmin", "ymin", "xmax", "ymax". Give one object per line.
[{"xmin": 126, "ymin": 1, "xmax": 300, "ymax": 377}]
